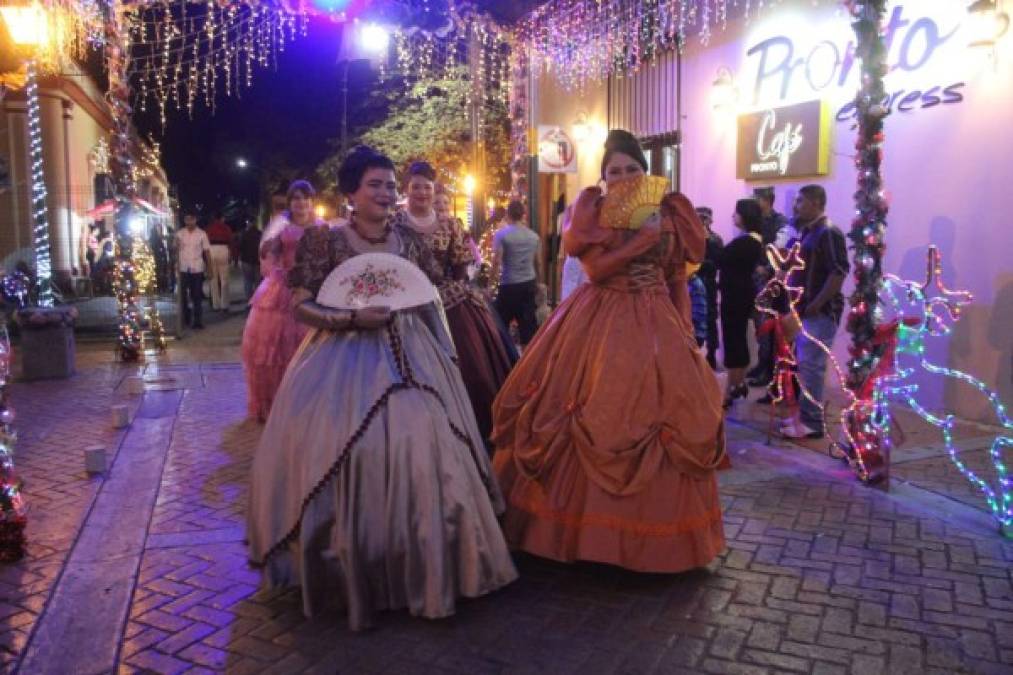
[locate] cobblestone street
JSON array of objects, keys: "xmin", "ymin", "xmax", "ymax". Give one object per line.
[{"xmin": 3, "ymin": 316, "xmax": 1012, "ymax": 674}]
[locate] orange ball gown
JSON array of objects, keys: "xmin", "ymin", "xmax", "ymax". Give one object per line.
[{"xmin": 491, "ymin": 190, "xmax": 727, "ymax": 573}]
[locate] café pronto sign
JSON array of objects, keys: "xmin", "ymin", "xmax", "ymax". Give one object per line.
[{"xmin": 736, "ymin": 100, "xmax": 831, "ymax": 181}]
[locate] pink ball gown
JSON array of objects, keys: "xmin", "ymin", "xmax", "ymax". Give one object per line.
[{"xmin": 241, "ymin": 222, "xmax": 310, "ymax": 422}]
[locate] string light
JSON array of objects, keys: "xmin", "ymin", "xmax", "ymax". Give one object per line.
[
  {"xmin": 24, "ymin": 61, "xmax": 54, "ymax": 307},
  {"xmin": 517, "ymin": 0, "xmax": 818, "ymax": 90},
  {"xmin": 0, "ymin": 299, "xmax": 26, "ymax": 562}
]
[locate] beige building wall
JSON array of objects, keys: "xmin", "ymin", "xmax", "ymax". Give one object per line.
[{"xmin": 0, "ymin": 62, "xmax": 169, "ymax": 286}]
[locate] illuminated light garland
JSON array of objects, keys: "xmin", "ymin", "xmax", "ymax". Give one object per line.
[
  {"xmin": 124, "ymin": 0, "xmax": 308, "ymax": 125},
  {"xmin": 25, "ymin": 61, "xmax": 54, "ymax": 307},
  {"xmin": 387, "ymin": 4, "xmax": 512, "ymax": 157},
  {"xmin": 869, "ymin": 248, "xmax": 1012, "ymax": 530},
  {"xmin": 517, "ymin": 0, "xmax": 833, "ymax": 90},
  {"xmin": 841, "ymin": 0, "xmax": 891, "ymax": 482},
  {"xmin": 0, "ymin": 290, "xmax": 27, "ymax": 562}
]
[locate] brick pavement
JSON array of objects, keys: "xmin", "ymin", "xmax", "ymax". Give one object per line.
[{"xmin": 6, "ymin": 316, "xmax": 1013, "ymax": 674}]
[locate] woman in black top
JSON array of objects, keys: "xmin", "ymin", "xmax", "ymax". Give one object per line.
[{"xmin": 719, "ymin": 199, "xmax": 765, "ymax": 408}]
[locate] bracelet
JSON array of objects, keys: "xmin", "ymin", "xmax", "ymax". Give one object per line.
[{"xmin": 349, "ymin": 309, "xmax": 357, "ymax": 328}]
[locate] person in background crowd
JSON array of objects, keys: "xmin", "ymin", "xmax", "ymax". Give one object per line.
[
  {"xmin": 719, "ymin": 199, "xmax": 765, "ymax": 408},
  {"xmin": 491, "ymin": 129, "xmax": 725, "ymax": 574},
  {"xmin": 754, "ymin": 186, "xmax": 789, "ymax": 247},
  {"xmin": 238, "ymin": 220, "xmax": 263, "ymax": 302},
  {"xmin": 176, "ymin": 210, "xmax": 210, "ymax": 330},
  {"xmin": 689, "ymin": 272, "xmax": 708, "ymax": 348},
  {"xmin": 534, "ymin": 282, "xmax": 550, "ymax": 326},
  {"xmin": 695, "ymin": 206, "xmax": 723, "ymax": 369},
  {"xmin": 147, "ymin": 225, "xmax": 169, "ymax": 293},
  {"xmin": 394, "ymin": 161, "xmax": 515, "ymax": 445},
  {"xmin": 205, "ymin": 212, "xmax": 233, "ymax": 312},
  {"xmin": 781, "ymin": 185, "xmax": 849, "ymax": 440},
  {"xmin": 241, "ymin": 180, "xmax": 319, "ymax": 422},
  {"xmin": 493, "ymin": 199, "xmax": 542, "ymax": 347}
]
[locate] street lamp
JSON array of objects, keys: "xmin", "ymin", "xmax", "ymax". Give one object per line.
[
  {"xmin": 235, "ymin": 157, "xmax": 248, "ymax": 169},
  {"xmin": 1, "ymin": 0, "xmax": 54, "ymax": 306}
]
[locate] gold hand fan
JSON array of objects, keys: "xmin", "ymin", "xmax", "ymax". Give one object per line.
[{"xmin": 600, "ymin": 175, "xmax": 670, "ymax": 230}]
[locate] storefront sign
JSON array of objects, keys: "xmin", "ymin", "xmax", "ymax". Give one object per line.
[
  {"xmin": 736, "ymin": 100, "xmax": 831, "ymax": 180},
  {"xmin": 744, "ymin": 4, "xmax": 978, "ymax": 122},
  {"xmin": 537, "ymin": 126, "xmax": 577, "ymax": 174}
]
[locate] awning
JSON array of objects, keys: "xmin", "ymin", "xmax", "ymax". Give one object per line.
[{"xmin": 84, "ymin": 197, "xmax": 170, "ymax": 220}]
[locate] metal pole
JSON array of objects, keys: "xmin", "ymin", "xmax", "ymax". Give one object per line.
[{"xmin": 340, "ymin": 60, "xmax": 349, "ymax": 157}]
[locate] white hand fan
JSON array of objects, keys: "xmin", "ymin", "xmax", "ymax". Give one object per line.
[{"xmin": 316, "ymin": 252, "xmax": 438, "ymax": 311}]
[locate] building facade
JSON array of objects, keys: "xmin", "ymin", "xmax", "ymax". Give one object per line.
[
  {"xmin": 528, "ymin": 0, "xmax": 1013, "ymax": 422},
  {"xmin": 0, "ymin": 60, "xmax": 170, "ymax": 291}
]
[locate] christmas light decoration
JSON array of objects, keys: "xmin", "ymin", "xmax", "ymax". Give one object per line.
[
  {"xmin": 517, "ymin": 0, "xmax": 830, "ymax": 89},
  {"xmin": 869, "ymin": 248, "xmax": 1012, "ymax": 531},
  {"xmin": 125, "ymin": 0, "xmax": 308, "ymax": 125},
  {"xmin": 0, "ymin": 293, "xmax": 26, "ymax": 562},
  {"xmin": 839, "ymin": 0, "xmax": 892, "ymax": 481},
  {"xmin": 24, "ymin": 60, "xmax": 54, "ymax": 307}
]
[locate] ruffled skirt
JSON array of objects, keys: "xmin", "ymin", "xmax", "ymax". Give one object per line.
[
  {"xmin": 445, "ymin": 298, "xmax": 515, "ymax": 444},
  {"xmin": 241, "ymin": 276, "xmax": 308, "ymax": 421},
  {"xmin": 491, "ymin": 281, "xmax": 727, "ymax": 573},
  {"xmin": 247, "ymin": 307, "xmax": 517, "ymax": 629}
]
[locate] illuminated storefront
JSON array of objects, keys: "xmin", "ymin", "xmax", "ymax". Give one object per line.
[{"xmin": 528, "ymin": 0, "xmax": 1012, "ymax": 421}]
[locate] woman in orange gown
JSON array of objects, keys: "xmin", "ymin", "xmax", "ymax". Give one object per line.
[{"xmin": 491, "ymin": 130, "xmax": 726, "ymax": 573}]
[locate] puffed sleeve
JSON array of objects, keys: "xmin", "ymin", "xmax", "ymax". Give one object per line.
[
  {"xmin": 400, "ymin": 225, "xmax": 443, "ymax": 282},
  {"xmin": 287, "ymin": 225, "xmax": 334, "ymax": 295},
  {"xmin": 447, "ymin": 219, "xmax": 475, "ymax": 280},
  {"xmin": 562, "ymin": 187, "xmax": 611, "ymax": 259}
]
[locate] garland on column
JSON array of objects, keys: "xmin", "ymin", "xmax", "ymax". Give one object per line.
[
  {"xmin": 842, "ymin": 0, "xmax": 891, "ymax": 481},
  {"xmin": 25, "ymin": 61, "xmax": 54, "ymax": 308},
  {"xmin": 106, "ymin": 2, "xmax": 166, "ymax": 360},
  {"xmin": 0, "ymin": 283, "xmax": 28, "ymax": 563}
]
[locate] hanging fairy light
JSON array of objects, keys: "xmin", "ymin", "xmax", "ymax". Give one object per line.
[
  {"xmin": 517, "ymin": 0, "xmax": 837, "ymax": 89},
  {"xmin": 24, "ymin": 60, "xmax": 54, "ymax": 307},
  {"xmin": 125, "ymin": 0, "xmax": 308, "ymax": 125}
]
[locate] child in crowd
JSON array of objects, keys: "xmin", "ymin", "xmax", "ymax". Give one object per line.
[{"xmin": 688, "ymin": 272, "xmax": 708, "ymax": 348}]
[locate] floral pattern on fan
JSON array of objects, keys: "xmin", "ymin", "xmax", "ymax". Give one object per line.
[{"xmin": 339, "ymin": 263, "xmax": 407, "ymax": 307}]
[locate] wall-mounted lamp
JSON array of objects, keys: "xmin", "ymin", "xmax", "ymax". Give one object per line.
[
  {"xmin": 710, "ymin": 67, "xmax": 739, "ymax": 111},
  {"xmin": 572, "ymin": 111, "xmax": 606, "ymax": 147},
  {"xmin": 967, "ymin": 0, "xmax": 1010, "ymax": 48}
]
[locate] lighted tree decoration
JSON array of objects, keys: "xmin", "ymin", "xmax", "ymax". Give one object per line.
[
  {"xmin": 842, "ymin": 0, "xmax": 891, "ymax": 480},
  {"xmin": 0, "ymin": 281, "xmax": 28, "ymax": 562}
]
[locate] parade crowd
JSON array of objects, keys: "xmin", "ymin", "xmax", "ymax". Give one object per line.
[{"xmin": 172, "ymin": 129, "xmax": 851, "ymax": 631}]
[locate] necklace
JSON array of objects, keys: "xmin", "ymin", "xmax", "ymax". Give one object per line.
[
  {"xmin": 406, "ymin": 210, "xmax": 438, "ymax": 233},
  {"xmin": 350, "ymin": 218, "xmax": 391, "ymax": 245}
]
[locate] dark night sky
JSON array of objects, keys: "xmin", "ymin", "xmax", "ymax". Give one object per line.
[
  {"xmin": 134, "ymin": 16, "xmax": 354, "ymax": 220},
  {"xmin": 132, "ymin": 1, "xmax": 544, "ymax": 224}
]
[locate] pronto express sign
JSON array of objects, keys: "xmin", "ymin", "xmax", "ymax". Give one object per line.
[
  {"xmin": 744, "ymin": 3, "xmax": 977, "ymax": 122},
  {"xmin": 736, "ymin": 100, "xmax": 831, "ymax": 180}
]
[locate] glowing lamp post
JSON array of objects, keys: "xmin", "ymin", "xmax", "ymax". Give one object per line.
[
  {"xmin": 1, "ymin": 1, "xmax": 53, "ymax": 307},
  {"xmin": 463, "ymin": 174, "xmax": 477, "ymax": 232}
]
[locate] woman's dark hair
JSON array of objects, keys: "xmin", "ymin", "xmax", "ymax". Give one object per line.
[
  {"xmin": 338, "ymin": 146, "xmax": 396, "ymax": 195},
  {"xmin": 286, "ymin": 180, "xmax": 315, "ymax": 206},
  {"xmin": 799, "ymin": 184, "xmax": 827, "ymax": 210},
  {"xmin": 735, "ymin": 198, "xmax": 764, "ymax": 234},
  {"xmin": 405, "ymin": 160, "xmax": 436, "ymax": 183},
  {"xmin": 600, "ymin": 129, "xmax": 648, "ymax": 180}
]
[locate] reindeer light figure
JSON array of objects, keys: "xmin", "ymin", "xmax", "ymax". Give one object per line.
[
  {"xmin": 757, "ymin": 243, "xmax": 890, "ymax": 483},
  {"xmin": 874, "ymin": 246, "xmax": 1012, "ymax": 531}
]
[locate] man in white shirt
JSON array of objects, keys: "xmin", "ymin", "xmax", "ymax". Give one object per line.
[{"xmin": 175, "ymin": 211, "xmax": 210, "ymax": 329}]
